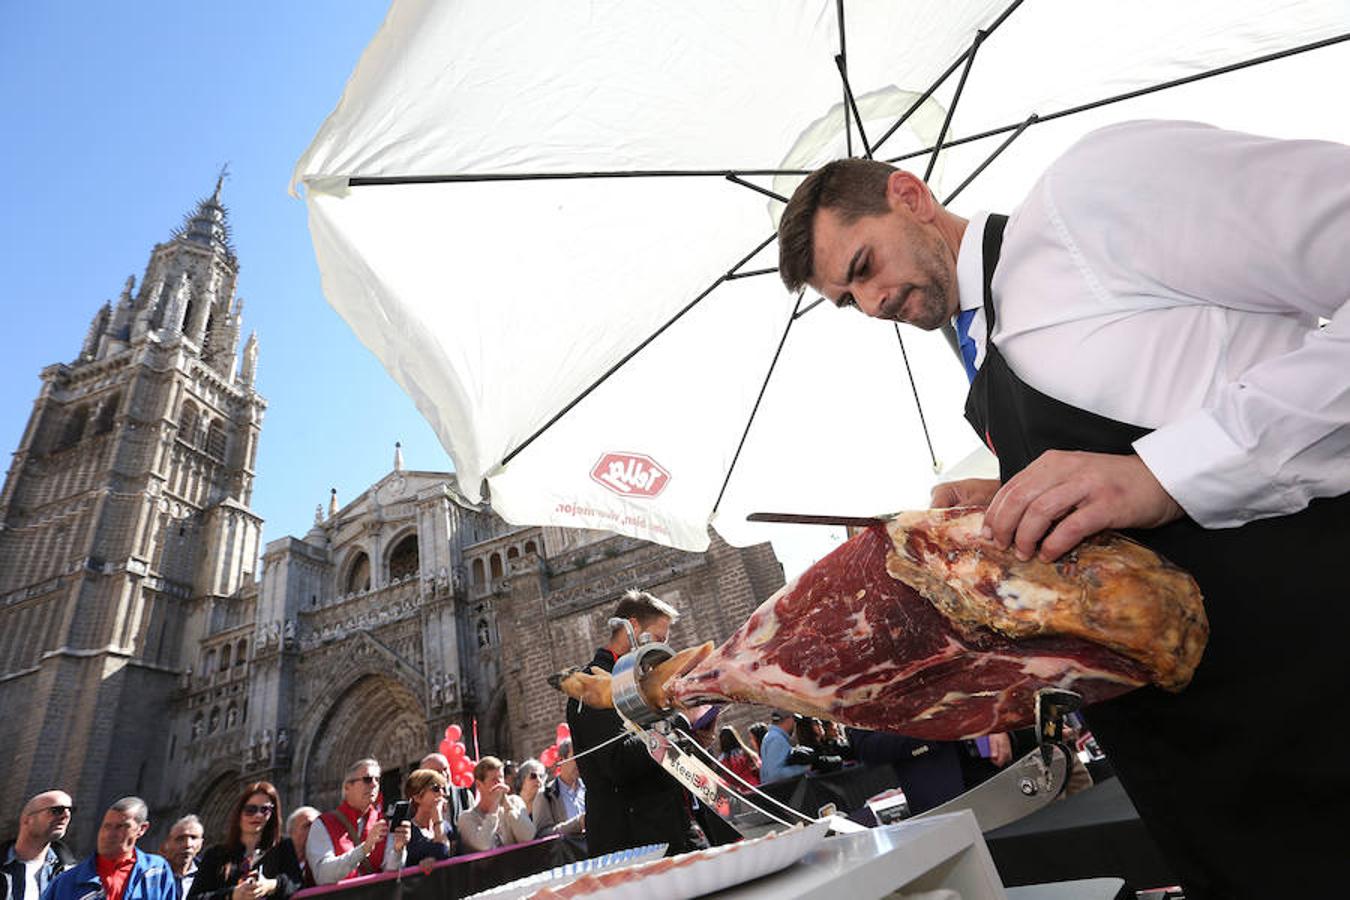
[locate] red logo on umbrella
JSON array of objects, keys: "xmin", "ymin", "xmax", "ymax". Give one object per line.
[{"xmin": 591, "ymin": 452, "xmax": 670, "ymax": 498}]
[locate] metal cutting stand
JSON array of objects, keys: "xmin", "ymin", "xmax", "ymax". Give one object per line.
[{"xmin": 605, "ymin": 618, "xmax": 1080, "ymax": 839}]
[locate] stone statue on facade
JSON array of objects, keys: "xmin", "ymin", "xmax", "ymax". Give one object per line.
[{"xmin": 276, "ymin": 728, "xmax": 290, "ymax": 755}]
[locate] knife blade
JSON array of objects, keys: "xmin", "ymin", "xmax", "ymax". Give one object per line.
[{"xmin": 747, "ymin": 512, "xmax": 889, "ymax": 528}]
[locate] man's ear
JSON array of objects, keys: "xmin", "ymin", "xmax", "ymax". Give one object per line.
[
  {"xmin": 137, "ymin": 821, "xmax": 151, "ymax": 839},
  {"xmin": 886, "ymin": 170, "xmax": 936, "ymax": 221}
]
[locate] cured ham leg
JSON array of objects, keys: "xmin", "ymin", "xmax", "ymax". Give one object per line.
[{"xmin": 664, "ymin": 510, "xmax": 1206, "ymax": 739}]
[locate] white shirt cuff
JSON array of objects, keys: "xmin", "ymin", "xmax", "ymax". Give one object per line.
[{"xmin": 1133, "ymin": 410, "xmax": 1299, "ymax": 528}]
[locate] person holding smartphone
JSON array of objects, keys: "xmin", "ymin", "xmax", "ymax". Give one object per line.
[
  {"xmin": 382, "ymin": 770, "xmax": 450, "ymax": 872},
  {"xmin": 305, "ymin": 759, "xmax": 389, "ymax": 884}
]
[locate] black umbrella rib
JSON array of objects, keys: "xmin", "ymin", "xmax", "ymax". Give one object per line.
[
  {"xmin": 942, "ymin": 113, "xmax": 1038, "ymax": 205},
  {"xmin": 871, "ymin": 0, "xmax": 1026, "ymax": 157},
  {"xmin": 838, "ymin": 0, "xmax": 853, "ymax": 158},
  {"xmin": 346, "ymin": 168, "xmax": 813, "ymax": 187},
  {"xmin": 711, "ymin": 292, "xmax": 805, "ymax": 516},
  {"xmin": 885, "ymin": 30, "xmax": 1350, "ymax": 166},
  {"xmin": 498, "ymin": 230, "xmax": 780, "ymax": 468},
  {"xmin": 725, "ymin": 267, "xmax": 779, "ymax": 281},
  {"xmin": 923, "ymin": 28, "xmax": 987, "ymax": 184},
  {"xmin": 894, "ymin": 324, "xmax": 939, "ymax": 471},
  {"xmin": 834, "ymin": 54, "xmax": 873, "ymax": 158},
  {"xmin": 793, "ymin": 297, "xmax": 829, "ymax": 319},
  {"xmin": 724, "ymin": 174, "xmax": 789, "ymax": 204}
]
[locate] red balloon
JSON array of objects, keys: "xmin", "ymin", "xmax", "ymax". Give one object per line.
[
  {"xmin": 438, "ymin": 739, "xmax": 455, "ymax": 758},
  {"xmin": 540, "ymin": 746, "xmax": 558, "ymax": 768},
  {"xmin": 446, "ymin": 742, "xmax": 465, "ymax": 760},
  {"xmin": 454, "ymin": 772, "xmax": 473, "ymax": 789},
  {"xmin": 555, "ymin": 722, "xmax": 571, "ymax": 742},
  {"xmin": 445, "ymin": 724, "xmax": 463, "ymax": 742}
]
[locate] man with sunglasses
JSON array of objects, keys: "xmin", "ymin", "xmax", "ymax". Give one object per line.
[
  {"xmin": 306, "ymin": 759, "xmax": 399, "ymax": 885},
  {"xmin": 2, "ymin": 792, "xmax": 76, "ymax": 900}
]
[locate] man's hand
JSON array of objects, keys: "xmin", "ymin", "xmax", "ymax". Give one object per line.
[
  {"xmin": 988, "ymin": 732, "xmax": 1013, "ymax": 768},
  {"xmin": 391, "ymin": 821, "xmax": 412, "ymax": 853},
  {"xmin": 982, "ymin": 451, "xmax": 1183, "ymax": 562},
  {"xmin": 363, "ymin": 819, "xmax": 389, "ymax": 855},
  {"xmin": 931, "ymin": 478, "xmax": 1001, "ymax": 509}
]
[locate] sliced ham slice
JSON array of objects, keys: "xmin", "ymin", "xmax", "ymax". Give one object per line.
[{"xmin": 664, "ymin": 509, "xmax": 1206, "ymax": 740}]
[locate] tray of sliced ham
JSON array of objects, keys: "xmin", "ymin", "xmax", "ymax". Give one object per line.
[
  {"xmin": 521, "ymin": 822, "xmax": 829, "ymax": 899},
  {"xmin": 465, "ymin": 844, "xmax": 668, "ymax": 900}
]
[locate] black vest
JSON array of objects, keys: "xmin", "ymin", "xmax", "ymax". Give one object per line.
[{"xmin": 963, "ymin": 214, "xmax": 1350, "ymax": 898}]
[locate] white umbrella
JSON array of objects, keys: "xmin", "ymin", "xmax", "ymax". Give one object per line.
[{"xmin": 292, "ymin": 0, "xmax": 1350, "ymax": 552}]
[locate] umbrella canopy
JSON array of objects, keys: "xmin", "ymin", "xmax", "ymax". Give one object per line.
[{"xmin": 293, "ymin": 0, "xmax": 1349, "ymax": 552}]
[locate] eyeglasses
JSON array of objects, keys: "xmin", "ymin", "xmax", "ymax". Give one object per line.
[
  {"xmin": 428, "ymin": 786, "xmax": 450, "ymax": 795},
  {"xmin": 44, "ymin": 805, "xmax": 75, "ymax": 817},
  {"xmin": 346, "ymin": 775, "xmax": 378, "ymax": 786},
  {"xmin": 526, "ymin": 772, "xmax": 543, "ymax": 781},
  {"xmin": 242, "ymin": 804, "xmax": 274, "ymax": 817}
]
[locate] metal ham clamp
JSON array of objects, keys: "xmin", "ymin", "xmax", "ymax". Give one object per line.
[
  {"xmin": 606, "ymin": 618, "xmax": 866, "ymax": 839},
  {"xmin": 600, "ymin": 613, "xmax": 1080, "ymax": 836},
  {"xmin": 910, "ymin": 688, "xmax": 1080, "ymax": 831}
]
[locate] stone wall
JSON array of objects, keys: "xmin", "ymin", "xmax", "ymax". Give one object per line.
[{"xmin": 495, "ymin": 530, "xmax": 783, "ymax": 764}]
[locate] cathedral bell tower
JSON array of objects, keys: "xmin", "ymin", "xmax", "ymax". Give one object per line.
[{"xmin": 0, "ymin": 178, "xmax": 266, "ymax": 845}]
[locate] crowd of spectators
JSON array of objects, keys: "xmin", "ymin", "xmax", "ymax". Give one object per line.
[
  {"xmin": 3, "ymin": 745, "xmax": 589, "ymax": 900},
  {"xmin": 4, "ymin": 588, "xmax": 1100, "ymax": 900}
]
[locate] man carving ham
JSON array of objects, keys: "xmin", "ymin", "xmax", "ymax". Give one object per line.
[{"xmin": 775, "ymin": 120, "xmax": 1350, "ymax": 899}]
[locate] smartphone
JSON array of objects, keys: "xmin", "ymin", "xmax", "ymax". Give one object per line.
[{"xmin": 389, "ymin": 800, "xmax": 411, "ymax": 827}]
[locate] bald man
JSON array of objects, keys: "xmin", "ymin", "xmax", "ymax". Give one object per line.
[{"xmin": 2, "ymin": 790, "xmax": 76, "ymax": 900}]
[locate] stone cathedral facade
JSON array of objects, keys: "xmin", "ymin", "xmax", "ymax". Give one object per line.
[{"xmin": 0, "ymin": 187, "xmax": 785, "ymax": 850}]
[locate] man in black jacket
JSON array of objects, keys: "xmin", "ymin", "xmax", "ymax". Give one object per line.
[
  {"xmin": 565, "ymin": 590, "xmax": 706, "ymax": 858},
  {"xmin": 2, "ymin": 790, "xmax": 76, "ymax": 900}
]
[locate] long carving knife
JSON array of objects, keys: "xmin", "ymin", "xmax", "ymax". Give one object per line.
[{"xmin": 747, "ymin": 512, "xmax": 889, "ymax": 528}]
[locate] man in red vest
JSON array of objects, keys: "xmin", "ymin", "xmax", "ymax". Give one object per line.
[{"xmin": 304, "ymin": 759, "xmax": 392, "ymax": 885}]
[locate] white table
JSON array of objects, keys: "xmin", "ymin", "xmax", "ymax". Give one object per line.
[{"xmin": 710, "ymin": 812, "xmax": 1006, "ymax": 899}]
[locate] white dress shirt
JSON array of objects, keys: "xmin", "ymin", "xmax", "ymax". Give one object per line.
[{"xmin": 954, "ymin": 119, "xmax": 1350, "ymax": 527}]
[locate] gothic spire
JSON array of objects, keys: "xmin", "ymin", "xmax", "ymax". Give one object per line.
[{"xmin": 173, "ymin": 170, "xmax": 237, "ymax": 263}]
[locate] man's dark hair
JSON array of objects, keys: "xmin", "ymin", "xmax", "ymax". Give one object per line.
[
  {"xmin": 611, "ymin": 589, "xmax": 679, "ymax": 632},
  {"xmin": 777, "ymin": 157, "xmax": 898, "ymax": 293}
]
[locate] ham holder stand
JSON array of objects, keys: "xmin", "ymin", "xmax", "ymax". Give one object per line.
[{"xmin": 606, "ymin": 618, "xmax": 1078, "ymax": 840}]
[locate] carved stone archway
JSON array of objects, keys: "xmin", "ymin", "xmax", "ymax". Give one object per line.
[
  {"xmin": 302, "ymin": 674, "xmax": 427, "ymax": 811},
  {"xmin": 194, "ymin": 767, "xmax": 243, "ymax": 844}
]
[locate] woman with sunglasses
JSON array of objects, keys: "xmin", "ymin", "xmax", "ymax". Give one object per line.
[
  {"xmin": 512, "ymin": 760, "xmax": 546, "ymax": 820},
  {"xmin": 187, "ymin": 783, "xmax": 281, "ymax": 900},
  {"xmin": 381, "ymin": 769, "xmax": 452, "ymax": 873}
]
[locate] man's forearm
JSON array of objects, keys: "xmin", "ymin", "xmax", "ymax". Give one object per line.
[{"xmin": 311, "ymin": 845, "xmax": 367, "ymax": 885}]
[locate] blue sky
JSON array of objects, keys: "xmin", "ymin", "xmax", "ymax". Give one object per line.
[{"xmin": 0, "ymin": 3, "xmax": 459, "ymax": 548}]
